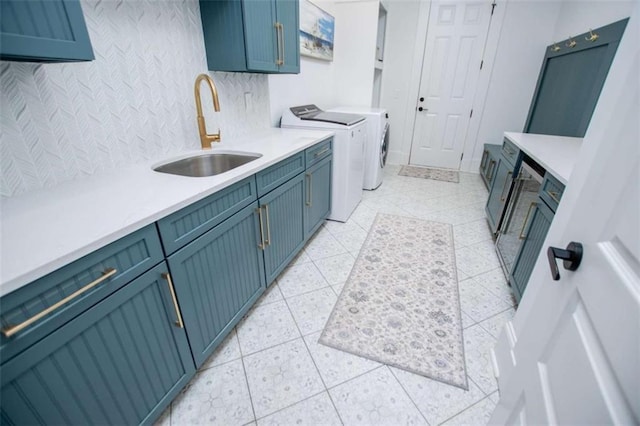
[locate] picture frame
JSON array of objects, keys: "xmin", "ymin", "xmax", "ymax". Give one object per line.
[{"xmin": 299, "ymin": 0, "xmax": 335, "ymax": 61}]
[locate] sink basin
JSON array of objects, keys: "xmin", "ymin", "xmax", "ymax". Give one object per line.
[{"xmin": 154, "ymin": 152, "xmax": 262, "ymax": 177}]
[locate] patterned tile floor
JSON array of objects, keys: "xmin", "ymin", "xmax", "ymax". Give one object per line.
[{"xmin": 157, "ymin": 165, "xmax": 516, "ymax": 426}]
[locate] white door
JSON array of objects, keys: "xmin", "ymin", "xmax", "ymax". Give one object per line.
[
  {"xmin": 409, "ymin": 1, "xmax": 494, "ymax": 170},
  {"xmin": 490, "ymin": 8, "xmax": 639, "ymax": 424}
]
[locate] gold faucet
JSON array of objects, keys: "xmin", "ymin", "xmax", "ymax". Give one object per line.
[{"xmin": 194, "ymin": 73, "xmax": 221, "ymax": 149}]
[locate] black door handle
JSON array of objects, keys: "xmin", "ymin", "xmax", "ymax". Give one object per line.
[
  {"xmin": 547, "ymin": 242, "xmax": 583, "ymax": 281},
  {"xmin": 419, "ymin": 97, "xmax": 425, "ymax": 102},
  {"xmin": 418, "ymin": 107, "xmax": 424, "ymax": 111}
]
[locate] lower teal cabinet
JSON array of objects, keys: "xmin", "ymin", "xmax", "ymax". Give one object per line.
[
  {"xmin": 259, "ymin": 173, "xmax": 306, "ymax": 284},
  {"xmin": 0, "ymin": 262, "xmax": 195, "ymax": 425},
  {"xmin": 305, "ymin": 155, "xmax": 332, "ymax": 238},
  {"xmin": 167, "ymin": 202, "xmax": 266, "ymax": 367},
  {"xmin": 509, "ymin": 199, "xmax": 554, "ymax": 302},
  {"xmin": 485, "ymin": 156, "xmax": 514, "ymax": 234}
]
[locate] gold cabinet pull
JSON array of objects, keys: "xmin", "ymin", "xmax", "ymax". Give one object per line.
[
  {"xmin": 2, "ymin": 268, "xmax": 117, "ymax": 338},
  {"xmin": 275, "ymin": 22, "xmax": 284, "ymax": 65},
  {"xmin": 256, "ymin": 207, "xmax": 266, "ymax": 250},
  {"xmin": 264, "ymin": 204, "xmax": 272, "ymax": 246},
  {"xmin": 500, "ymin": 171, "xmax": 513, "ymax": 201},
  {"xmin": 519, "ymin": 202, "xmax": 537, "ymax": 240},
  {"xmin": 279, "ymin": 23, "xmax": 285, "ymax": 66},
  {"xmin": 546, "ymin": 189, "xmax": 561, "ymax": 204},
  {"xmin": 161, "ymin": 272, "xmax": 184, "ymax": 329},
  {"xmin": 486, "ymin": 159, "xmax": 496, "ymax": 181},
  {"xmin": 314, "ymin": 147, "xmax": 330, "ymax": 158},
  {"xmin": 480, "ymin": 150, "xmax": 488, "ymax": 169},
  {"xmin": 306, "ymin": 173, "xmax": 312, "ymax": 206}
]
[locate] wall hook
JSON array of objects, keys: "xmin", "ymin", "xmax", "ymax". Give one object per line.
[
  {"xmin": 585, "ymin": 29, "xmax": 599, "ymax": 42},
  {"xmin": 565, "ymin": 37, "xmax": 577, "ymax": 48}
]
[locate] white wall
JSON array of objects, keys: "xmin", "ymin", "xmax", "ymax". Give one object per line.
[
  {"xmin": 0, "ymin": 0, "xmax": 271, "ymax": 198},
  {"xmin": 552, "ymin": 0, "xmax": 635, "ymax": 39},
  {"xmin": 470, "ymin": 1, "xmax": 561, "ymax": 162},
  {"xmin": 378, "ymin": 0, "xmax": 421, "ymax": 164},
  {"xmin": 332, "ymin": 0, "xmax": 380, "ymax": 107}
]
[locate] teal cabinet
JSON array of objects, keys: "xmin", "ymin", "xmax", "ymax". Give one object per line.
[
  {"xmin": 167, "ymin": 202, "xmax": 265, "ymax": 367},
  {"xmin": 0, "ymin": 139, "xmax": 332, "ymax": 424},
  {"xmin": 305, "ymin": 155, "xmax": 332, "ymax": 238},
  {"xmin": 259, "ymin": 173, "xmax": 306, "ymax": 284},
  {"xmin": 479, "ymin": 143, "xmax": 500, "ymax": 190},
  {"xmin": 0, "ymin": 0, "xmax": 94, "ymax": 62},
  {"xmin": 0, "ymin": 262, "xmax": 195, "ymax": 425},
  {"xmin": 509, "ymin": 200, "xmax": 554, "ymax": 302},
  {"xmin": 199, "ymin": 0, "xmax": 300, "ymax": 74},
  {"xmin": 485, "ymin": 156, "xmax": 514, "ymax": 234}
]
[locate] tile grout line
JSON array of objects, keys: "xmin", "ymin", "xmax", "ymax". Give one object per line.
[
  {"xmin": 236, "ymin": 328, "xmax": 259, "ymax": 425},
  {"xmin": 387, "ymin": 366, "xmax": 433, "ymax": 426},
  {"xmin": 436, "ymin": 393, "xmax": 497, "ymax": 425},
  {"xmin": 278, "ymin": 294, "xmax": 346, "ymax": 425}
]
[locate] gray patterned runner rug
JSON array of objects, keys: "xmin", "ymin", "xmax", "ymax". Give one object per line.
[
  {"xmin": 319, "ymin": 214, "xmax": 468, "ymax": 389},
  {"xmin": 399, "ymin": 165, "xmax": 460, "ymax": 183}
]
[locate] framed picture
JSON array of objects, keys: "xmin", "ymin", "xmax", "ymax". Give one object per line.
[{"xmin": 299, "ymin": 0, "xmax": 335, "ymax": 61}]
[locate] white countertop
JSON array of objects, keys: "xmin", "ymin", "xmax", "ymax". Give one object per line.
[
  {"xmin": 1, "ymin": 128, "xmax": 334, "ymax": 297},
  {"xmin": 504, "ymin": 132, "xmax": 583, "ymax": 184}
]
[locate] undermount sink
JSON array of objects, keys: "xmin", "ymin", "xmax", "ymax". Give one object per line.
[{"xmin": 154, "ymin": 152, "xmax": 262, "ymax": 177}]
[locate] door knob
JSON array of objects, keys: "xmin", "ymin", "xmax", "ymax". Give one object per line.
[
  {"xmin": 419, "ymin": 97, "xmax": 424, "ymax": 102},
  {"xmin": 418, "ymin": 107, "xmax": 424, "ymax": 111},
  {"xmin": 547, "ymin": 242, "xmax": 583, "ymax": 281}
]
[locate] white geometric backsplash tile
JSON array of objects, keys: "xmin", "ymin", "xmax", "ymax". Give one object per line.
[{"xmin": 0, "ymin": 0, "xmax": 271, "ymax": 198}]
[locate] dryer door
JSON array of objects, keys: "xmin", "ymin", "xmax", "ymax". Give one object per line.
[{"xmin": 380, "ymin": 123, "xmax": 390, "ymax": 168}]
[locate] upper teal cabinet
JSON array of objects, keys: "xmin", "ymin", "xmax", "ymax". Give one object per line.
[
  {"xmin": 199, "ymin": 0, "xmax": 300, "ymax": 74},
  {"xmin": 0, "ymin": 0, "xmax": 94, "ymax": 62}
]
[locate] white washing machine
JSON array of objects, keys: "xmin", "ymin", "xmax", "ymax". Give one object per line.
[
  {"xmin": 328, "ymin": 106, "xmax": 388, "ymax": 190},
  {"xmin": 281, "ymin": 105, "xmax": 367, "ymax": 222}
]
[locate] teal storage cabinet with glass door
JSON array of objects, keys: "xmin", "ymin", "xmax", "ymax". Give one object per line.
[
  {"xmin": 0, "ymin": 0, "xmax": 94, "ymax": 62},
  {"xmin": 0, "ymin": 262, "xmax": 195, "ymax": 425},
  {"xmin": 199, "ymin": 0, "xmax": 300, "ymax": 73}
]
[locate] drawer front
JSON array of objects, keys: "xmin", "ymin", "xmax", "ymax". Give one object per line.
[
  {"xmin": 157, "ymin": 176, "xmax": 257, "ymax": 255},
  {"xmin": 501, "ymin": 138, "xmax": 519, "ymax": 166},
  {"xmin": 305, "ymin": 138, "xmax": 333, "ymax": 168},
  {"xmin": 255, "ymin": 151, "xmax": 305, "ymax": 197},
  {"xmin": 539, "ymin": 173, "xmax": 565, "ymax": 212},
  {"xmin": 0, "ymin": 224, "xmax": 164, "ymax": 363}
]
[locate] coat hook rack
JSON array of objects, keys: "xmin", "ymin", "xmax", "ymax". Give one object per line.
[
  {"xmin": 585, "ymin": 29, "xmax": 599, "ymax": 42},
  {"xmin": 566, "ymin": 36, "xmax": 577, "ymax": 48},
  {"xmin": 551, "ymin": 42, "xmax": 561, "ymax": 52}
]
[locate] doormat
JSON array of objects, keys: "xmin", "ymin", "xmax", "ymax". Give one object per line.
[
  {"xmin": 399, "ymin": 165, "xmax": 460, "ymax": 183},
  {"xmin": 319, "ymin": 214, "xmax": 468, "ymax": 390}
]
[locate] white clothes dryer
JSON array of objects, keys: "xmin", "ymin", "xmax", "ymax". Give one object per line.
[
  {"xmin": 280, "ymin": 105, "xmax": 367, "ymax": 222},
  {"xmin": 328, "ymin": 106, "xmax": 388, "ymax": 190}
]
